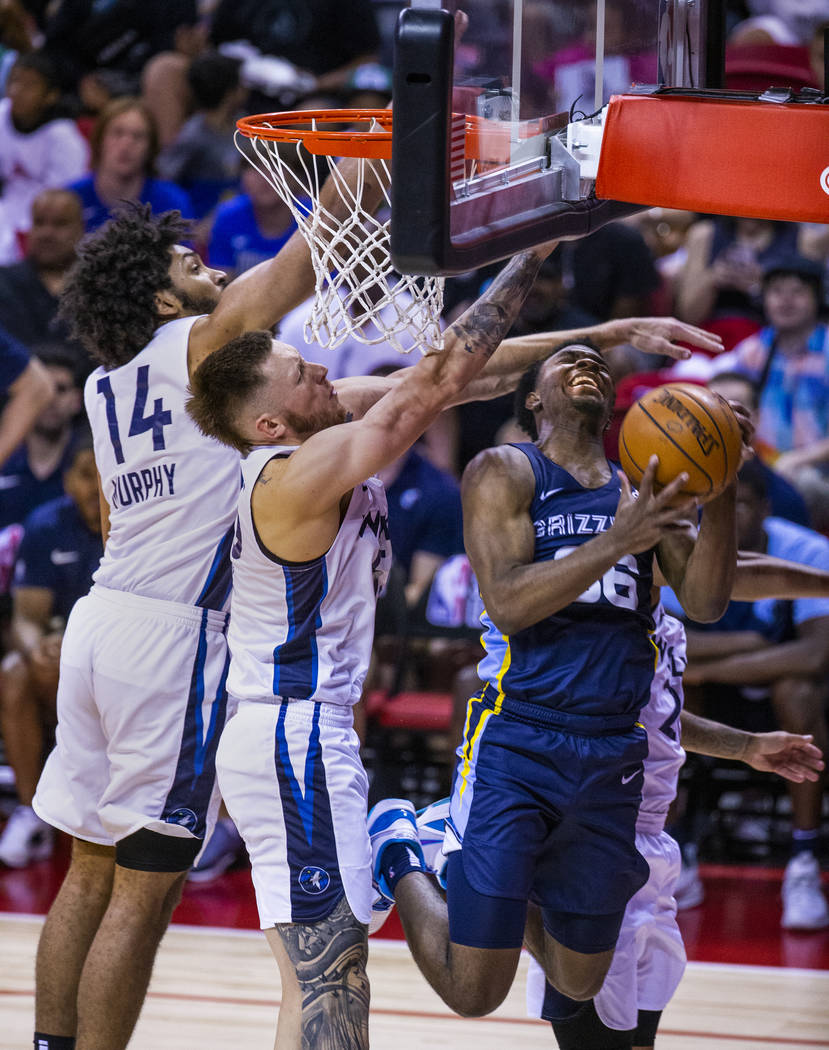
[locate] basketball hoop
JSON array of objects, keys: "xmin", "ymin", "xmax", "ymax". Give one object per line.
[{"xmin": 235, "ymin": 109, "xmax": 445, "ymax": 355}]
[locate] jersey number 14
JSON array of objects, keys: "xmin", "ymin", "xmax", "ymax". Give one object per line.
[{"xmin": 97, "ymin": 365, "xmax": 173, "ymax": 465}]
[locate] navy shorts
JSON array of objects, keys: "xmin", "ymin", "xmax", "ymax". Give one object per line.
[{"xmin": 447, "ymin": 694, "xmax": 649, "ymax": 954}]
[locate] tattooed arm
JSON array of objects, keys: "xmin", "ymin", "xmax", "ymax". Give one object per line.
[
  {"xmin": 268, "ymin": 896, "xmax": 370, "ymax": 1050},
  {"xmin": 254, "ymin": 243, "xmax": 559, "ymax": 562},
  {"xmin": 680, "ymin": 711, "xmax": 824, "ymax": 783}
]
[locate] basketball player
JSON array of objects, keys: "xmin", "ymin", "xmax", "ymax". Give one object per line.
[
  {"xmin": 183, "ymin": 239, "xmax": 562, "ymax": 1049},
  {"xmin": 29, "ymin": 191, "xmax": 722, "ymax": 1050},
  {"xmin": 368, "ymin": 340, "xmax": 746, "ymax": 1019},
  {"xmin": 524, "ymin": 555, "xmax": 827, "ymax": 1050}
]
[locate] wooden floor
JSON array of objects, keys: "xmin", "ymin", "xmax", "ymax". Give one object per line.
[{"xmin": 2, "ymin": 915, "xmax": 828, "ymax": 1050}]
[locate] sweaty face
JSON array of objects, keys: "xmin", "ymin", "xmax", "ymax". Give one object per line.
[
  {"xmin": 168, "ymin": 246, "xmax": 227, "ymax": 315},
  {"xmin": 260, "ymin": 341, "xmax": 346, "ymax": 439},
  {"xmin": 533, "ymin": 346, "xmax": 615, "ymax": 429}
]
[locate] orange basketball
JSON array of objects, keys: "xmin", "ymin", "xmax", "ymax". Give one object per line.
[{"xmin": 618, "ymin": 383, "xmax": 743, "ymax": 500}]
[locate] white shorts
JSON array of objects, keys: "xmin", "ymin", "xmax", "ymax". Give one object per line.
[
  {"xmin": 526, "ymin": 829, "xmax": 686, "ymax": 1031},
  {"xmin": 217, "ymin": 697, "xmax": 374, "ymax": 929},
  {"xmin": 34, "ymin": 585, "xmax": 230, "ymax": 853}
]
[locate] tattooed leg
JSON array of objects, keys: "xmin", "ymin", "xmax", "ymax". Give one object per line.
[{"xmin": 266, "ymin": 894, "xmax": 370, "ymax": 1050}]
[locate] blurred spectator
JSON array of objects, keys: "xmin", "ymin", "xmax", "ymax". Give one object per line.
[
  {"xmin": 711, "ymin": 254, "xmax": 829, "ymax": 530},
  {"xmin": 42, "ymin": 0, "xmax": 199, "ymax": 98},
  {"xmin": 0, "ymin": 189, "xmax": 89, "ymax": 375},
  {"xmin": 809, "ymin": 19, "xmax": 827, "ymax": 89},
  {"xmin": 560, "ymin": 221, "xmax": 662, "ymax": 324},
  {"xmin": 629, "ymin": 208, "xmax": 696, "ymax": 314},
  {"xmin": 0, "ymin": 329, "xmax": 54, "ymax": 469},
  {"xmin": 674, "ymin": 216, "xmax": 799, "ymax": 345},
  {"xmin": 156, "ymin": 50, "xmax": 245, "ymax": 221},
  {"xmin": 207, "ymin": 160, "xmax": 296, "ymax": 278},
  {"xmin": 209, "ymin": 0, "xmax": 381, "ymax": 107},
  {"xmin": 0, "ymin": 346, "xmax": 81, "ymax": 529},
  {"xmin": 66, "ymin": 97, "xmax": 192, "ymax": 232},
  {"xmin": 0, "ymin": 51, "xmax": 89, "ymax": 263},
  {"xmin": 707, "ymin": 370, "xmax": 811, "ymax": 527},
  {"xmin": 0, "ymin": 0, "xmax": 36, "ymax": 92},
  {"xmin": 0, "ymin": 427, "xmax": 102, "ymax": 867},
  {"xmin": 728, "ymin": 0, "xmax": 827, "ymax": 47},
  {"xmin": 340, "ymin": 60, "xmax": 393, "ymax": 108},
  {"xmin": 677, "ymin": 461, "xmax": 829, "ymax": 929},
  {"xmin": 377, "ymin": 449, "xmax": 464, "ymax": 608}
]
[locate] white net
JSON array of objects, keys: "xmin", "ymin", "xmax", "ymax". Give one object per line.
[{"xmin": 235, "ymin": 115, "xmax": 445, "ymax": 355}]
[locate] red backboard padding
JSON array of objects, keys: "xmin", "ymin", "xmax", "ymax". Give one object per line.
[{"xmin": 596, "ymin": 94, "xmax": 829, "ymax": 224}]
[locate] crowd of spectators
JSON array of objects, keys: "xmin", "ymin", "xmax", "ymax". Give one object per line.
[{"xmin": 0, "ymin": 0, "xmax": 826, "ymax": 927}]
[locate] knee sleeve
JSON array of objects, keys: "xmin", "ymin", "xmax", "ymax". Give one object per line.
[
  {"xmin": 116, "ymin": 827, "xmax": 201, "ymax": 872},
  {"xmin": 551, "ymin": 999, "xmax": 634, "ymax": 1050},
  {"xmin": 633, "ymin": 1009, "xmax": 662, "ymax": 1046}
]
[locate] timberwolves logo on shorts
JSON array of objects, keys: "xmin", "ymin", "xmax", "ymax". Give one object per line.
[
  {"xmin": 298, "ymin": 865, "xmax": 331, "ymax": 895},
  {"xmin": 164, "ymin": 808, "xmax": 199, "ymax": 832}
]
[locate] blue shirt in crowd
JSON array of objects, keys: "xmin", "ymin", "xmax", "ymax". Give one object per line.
[
  {"xmin": 208, "ymin": 194, "xmax": 296, "ymax": 274},
  {"xmin": 0, "ymin": 436, "xmax": 78, "ymax": 530},
  {"xmin": 13, "ymin": 494, "xmax": 103, "ymax": 622},
  {"xmin": 385, "ymin": 449, "xmax": 464, "ymax": 578},
  {"xmin": 66, "ymin": 175, "xmax": 193, "ymax": 231}
]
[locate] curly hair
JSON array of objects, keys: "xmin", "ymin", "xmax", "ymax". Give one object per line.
[
  {"xmin": 58, "ymin": 204, "xmax": 191, "ymax": 370},
  {"xmin": 186, "ymin": 330, "xmax": 273, "ymax": 455}
]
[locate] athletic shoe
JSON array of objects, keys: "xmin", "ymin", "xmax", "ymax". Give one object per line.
[
  {"xmin": 781, "ymin": 852, "xmax": 829, "ymax": 930},
  {"xmin": 367, "ymin": 797, "xmax": 425, "ymax": 901},
  {"xmin": 0, "ymin": 805, "xmax": 54, "ymax": 868},
  {"xmin": 187, "ymin": 820, "xmax": 245, "ymax": 883},
  {"xmin": 673, "ymin": 843, "xmax": 705, "ymax": 910},
  {"xmin": 416, "ymin": 797, "xmax": 450, "ymax": 889}
]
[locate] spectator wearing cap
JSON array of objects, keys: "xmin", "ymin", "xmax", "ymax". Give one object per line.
[{"xmin": 712, "ymin": 254, "xmax": 828, "ymax": 529}]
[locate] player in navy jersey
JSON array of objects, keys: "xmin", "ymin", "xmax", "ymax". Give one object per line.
[
  {"xmin": 369, "ymin": 340, "xmax": 746, "ymax": 1022},
  {"xmin": 185, "ymin": 240, "xmax": 562, "ymax": 1048}
]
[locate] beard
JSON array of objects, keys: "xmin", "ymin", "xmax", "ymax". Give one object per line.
[
  {"xmin": 177, "ymin": 287, "xmax": 221, "ymax": 315},
  {"xmin": 282, "ymin": 401, "xmax": 348, "ymax": 438}
]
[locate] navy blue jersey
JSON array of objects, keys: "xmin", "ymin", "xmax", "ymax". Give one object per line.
[
  {"xmin": 478, "ymin": 443, "xmax": 655, "ymax": 730},
  {"xmin": 13, "ymin": 495, "xmax": 103, "ymax": 621}
]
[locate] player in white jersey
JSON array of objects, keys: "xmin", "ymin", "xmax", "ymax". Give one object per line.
[
  {"xmin": 185, "ymin": 239, "xmax": 564, "ymax": 1049},
  {"xmin": 28, "ymin": 182, "xmax": 393, "ymax": 1050}
]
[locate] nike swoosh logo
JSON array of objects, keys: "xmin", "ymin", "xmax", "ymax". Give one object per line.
[
  {"xmin": 50, "ymin": 550, "xmax": 80, "ymax": 565},
  {"xmin": 538, "ymin": 486, "xmax": 565, "ymax": 501},
  {"xmin": 621, "ymin": 769, "xmax": 640, "ymax": 785}
]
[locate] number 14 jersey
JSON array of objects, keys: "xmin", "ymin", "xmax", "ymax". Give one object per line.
[
  {"xmin": 478, "ymin": 443, "xmax": 655, "ymax": 729},
  {"xmin": 85, "ymin": 316, "xmax": 240, "ymax": 610}
]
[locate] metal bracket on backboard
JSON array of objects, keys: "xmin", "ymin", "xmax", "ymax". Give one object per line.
[{"xmin": 390, "ymin": 6, "xmax": 642, "ymax": 276}]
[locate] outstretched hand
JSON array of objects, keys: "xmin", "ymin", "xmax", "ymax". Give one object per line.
[
  {"xmin": 600, "ymin": 317, "xmax": 724, "ymax": 361},
  {"xmin": 744, "ymin": 732, "xmax": 825, "ymax": 783},
  {"xmin": 610, "ymin": 457, "xmax": 696, "ymax": 555}
]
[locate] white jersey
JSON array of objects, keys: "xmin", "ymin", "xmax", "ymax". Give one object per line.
[
  {"xmin": 227, "ymin": 445, "xmax": 391, "ymax": 706},
  {"xmin": 85, "ymin": 316, "xmax": 240, "ymax": 609},
  {"xmin": 0, "ymin": 98, "xmax": 89, "ymax": 262},
  {"xmin": 637, "ymin": 603, "xmax": 687, "ymax": 833}
]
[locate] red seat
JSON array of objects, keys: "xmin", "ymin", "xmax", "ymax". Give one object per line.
[
  {"xmin": 725, "ymin": 44, "xmax": 819, "ymax": 94},
  {"xmin": 374, "ymin": 690, "xmax": 453, "ymax": 731}
]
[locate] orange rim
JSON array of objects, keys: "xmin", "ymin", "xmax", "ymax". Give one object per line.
[{"xmin": 236, "ymin": 109, "xmax": 393, "ymax": 160}]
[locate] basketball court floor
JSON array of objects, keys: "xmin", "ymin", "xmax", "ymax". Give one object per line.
[{"xmin": 2, "ymin": 843, "xmax": 827, "ymax": 1049}]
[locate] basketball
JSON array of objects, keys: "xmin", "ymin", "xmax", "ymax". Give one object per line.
[{"xmin": 618, "ymin": 383, "xmax": 743, "ymax": 500}]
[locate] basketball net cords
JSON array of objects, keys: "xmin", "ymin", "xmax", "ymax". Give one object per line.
[{"xmin": 236, "ymin": 121, "xmax": 445, "ymax": 355}]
